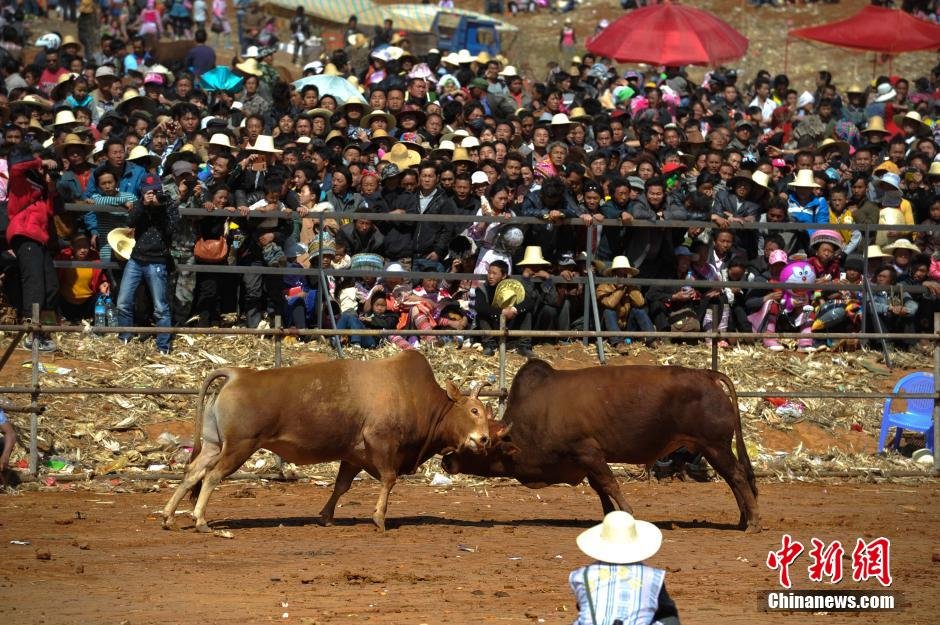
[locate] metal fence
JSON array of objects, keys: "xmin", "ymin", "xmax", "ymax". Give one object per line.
[{"xmin": 1, "ymin": 206, "xmax": 937, "ymax": 477}]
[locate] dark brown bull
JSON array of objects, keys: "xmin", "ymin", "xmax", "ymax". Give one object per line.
[
  {"xmin": 442, "ymin": 360, "xmax": 760, "ymax": 532},
  {"xmin": 162, "ymin": 351, "xmax": 492, "ymax": 532}
]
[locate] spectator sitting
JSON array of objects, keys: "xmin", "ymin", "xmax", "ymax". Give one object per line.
[
  {"xmin": 472, "ymin": 259, "xmax": 536, "ymax": 357},
  {"xmin": 884, "ymin": 238, "xmax": 921, "ymax": 281},
  {"xmin": 337, "ymin": 217, "xmax": 385, "ymax": 256},
  {"xmin": 55, "ymin": 234, "xmax": 109, "ymax": 322},
  {"xmin": 569, "ymin": 511, "xmax": 680, "ymax": 625},
  {"xmin": 282, "ymin": 239, "xmax": 317, "ymax": 334},
  {"xmin": 871, "ymin": 266, "xmax": 918, "ymax": 349},
  {"xmin": 596, "ymin": 255, "xmax": 653, "ymax": 354},
  {"xmin": 807, "ymin": 229, "xmax": 843, "ymax": 283}
]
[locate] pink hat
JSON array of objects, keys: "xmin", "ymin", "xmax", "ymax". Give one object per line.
[
  {"xmin": 810, "ymin": 229, "xmax": 844, "ymax": 252},
  {"xmin": 143, "ymin": 72, "xmax": 164, "ymax": 86},
  {"xmin": 769, "ymin": 249, "xmax": 789, "ymax": 266}
]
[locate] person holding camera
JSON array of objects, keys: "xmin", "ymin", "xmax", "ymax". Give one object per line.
[
  {"xmin": 115, "ymin": 174, "xmax": 180, "ymax": 354},
  {"xmin": 7, "ymin": 146, "xmax": 60, "ymax": 351}
]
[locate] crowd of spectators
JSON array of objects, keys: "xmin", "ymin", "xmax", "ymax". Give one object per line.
[{"xmin": 0, "ymin": 4, "xmax": 938, "ymax": 356}]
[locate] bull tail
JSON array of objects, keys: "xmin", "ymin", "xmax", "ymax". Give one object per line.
[
  {"xmin": 189, "ymin": 368, "xmax": 233, "ymax": 503},
  {"xmin": 712, "ymin": 371, "xmax": 758, "ymax": 499}
]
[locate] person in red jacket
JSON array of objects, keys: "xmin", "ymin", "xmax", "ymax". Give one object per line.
[{"xmin": 6, "ymin": 147, "xmax": 60, "ymax": 352}]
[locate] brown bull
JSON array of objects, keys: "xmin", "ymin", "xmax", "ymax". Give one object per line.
[
  {"xmin": 162, "ymin": 351, "xmax": 492, "ymax": 532},
  {"xmin": 442, "ymin": 360, "xmax": 760, "ymax": 532}
]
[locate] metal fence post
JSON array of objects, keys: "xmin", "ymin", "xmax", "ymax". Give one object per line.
[
  {"xmin": 274, "ymin": 314, "xmax": 282, "ymax": 368},
  {"xmin": 28, "ymin": 303, "xmax": 39, "ymax": 477},
  {"xmin": 498, "ymin": 314, "xmax": 507, "ymax": 418},
  {"xmin": 582, "ymin": 227, "xmax": 592, "ymax": 346},
  {"xmin": 934, "ymin": 312, "xmax": 939, "ymax": 474},
  {"xmin": 711, "ymin": 303, "xmax": 719, "ymax": 371}
]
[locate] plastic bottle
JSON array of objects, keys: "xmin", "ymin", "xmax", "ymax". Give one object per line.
[
  {"xmin": 682, "ymin": 270, "xmax": 694, "ymax": 295},
  {"xmin": 94, "ymin": 295, "xmax": 107, "ymax": 327},
  {"xmin": 105, "ymin": 296, "xmax": 117, "ymax": 327}
]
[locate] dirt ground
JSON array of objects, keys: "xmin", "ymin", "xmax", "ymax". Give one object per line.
[{"xmin": 1, "ymin": 479, "xmax": 937, "ymax": 624}]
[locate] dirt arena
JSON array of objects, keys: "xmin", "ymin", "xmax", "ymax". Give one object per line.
[{"xmin": 1, "ymin": 478, "xmax": 936, "ymax": 624}]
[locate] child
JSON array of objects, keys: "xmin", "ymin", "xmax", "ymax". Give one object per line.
[
  {"xmin": 808, "ymin": 229, "xmax": 843, "ymax": 283},
  {"xmin": 812, "ymin": 256, "xmax": 864, "ymax": 340},
  {"xmin": 86, "ymin": 166, "xmax": 137, "ymax": 262},
  {"xmin": 883, "ymin": 238, "xmax": 921, "ymax": 281},
  {"xmin": 56, "ymin": 234, "xmax": 109, "ymax": 322},
  {"xmin": 248, "ymin": 178, "xmax": 290, "ymax": 267},
  {"xmin": 828, "ymin": 187, "xmax": 861, "ymax": 256},
  {"xmin": 282, "ymin": 239, "xmax": 317, "ymax": 333},
  {"xmin": 569, "ymin": 511, "xmax": 680, "ymax": 625}
]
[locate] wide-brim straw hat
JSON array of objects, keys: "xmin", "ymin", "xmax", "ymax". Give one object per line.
[
  {"xmin": 209, "ymin": 133, "xmax": 234, "ymax": 149},
  {"xmin": 381, "ymin": 142, "xmax": 421, "ymax": 168},
  {"xmin": 894, "ymin": 110, "xmax": 929, "ymax": 134},
  {"xmin": 362, "ymin": 110, "xmax": 396, "ymax": 128},
  {"xmin": 816, "ymin": 137, "xmax": 850, "ymax": 159},
  {"xmin": 52, "ymin": 109, "xmax": 78, "ymax": 128},
  {"xmin": 576, "ymin": 511, "xmax": 663, "ymax": 565},
  {"xmin": 248, "ymin": 135, "xmax": 282, "ymax": 154},
  {"xmin": 493, "ymin": 278, "xmax": 526, "ymax": 309},
  {"xmin": 516, "ymin": 246, "xmax": 551, "ymax": 267},
  {"xmin": 116, "ymin": 90, "xmax": 157, "ymax": 114},
  {"xmin": 606, "ymin": 255, "xmax": 640, "ymax": 277},
  {"xmin": 866, "ymin": 244, "xmax": 890, "ymax": 259},
  {"xmin": 788, "ymin": 169, "xmax": 821, "ymax": 189},
  {"xmin": 27, "ymin": 118, "xmax": 51, "ymax": 139},
  {"xmin": 127, "ymin": 144, "xmax": 160, "ymax": 168},
  {"xmin": 19, "ymin": 94, "xmax": 53, "ymax": 111},
  {"xmin": 107, "ymin": 228, "xmax": 136, "ymax": 261},
  {"xmin": 568, "ymin": 107, "xmax": 592, "ymax": 123},
  {"xmin": 861, "ymin": 116, "xmax": 890, "ymax": 136},
  {"xmin": 451, "ymin": 146, "xmax": 474, "ymax": 165},
  {"xmin": 928, "ymin": 161, "xmax": 940, "ymax": 177},
  {"xmin": 54, "ymin": 133, "xmax": 91, "ymax": 157},
  {"xmin": 235, "ymin": 58, "xmax": 263, "ymax": 77},
  {"xmin": 750, "ymin": 170, "xmax": 772, "ymax": 191},
  {"xmin": 550, "ymin": 113, "xmax": 572, "ymax": 127},
  {"xmin": 498, "ymin": 65, "xmax": 519, "ymax": 78},
  {"xmin": 430, "ymin": 139, "xmax": 455, "ymax": 160},
  {"xmin": 883, "ymin": 238, "xmax": 921, "ymax": 254}
]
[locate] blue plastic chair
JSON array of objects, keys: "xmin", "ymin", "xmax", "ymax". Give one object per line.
[{"xmin": 878, "ymin": 372, "xmax": 936, "ymax": 453}]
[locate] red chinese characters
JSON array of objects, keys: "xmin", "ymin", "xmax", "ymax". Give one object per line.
[
  {"xmin": 807, "ymin": 538, "xmax": 845, "ymax": 584},
  {"xmin": 851, "ymin": 537, "xmax": 893, "ymax": 587},
  {"xmin": 766, "ymin": 533, "xmax": 805, "ymax": 589}
]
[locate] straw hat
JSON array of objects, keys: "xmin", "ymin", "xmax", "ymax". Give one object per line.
[
  {"xmin": 107, "ymin": 228, "xmax": 136, "ymax": 261},
  {"xmin": 576, "ymin": 511, "xmax": 662, "ymax": 565},
  {"xmin": 452, "ymin": 49, "xmax": 475, "ymax": 64},
  {"xmin": 20, "ymin": 94, "xmax": 53, "ymax": 110},
  {"xmin": 322, "ymin": 63, "xmax": 341, "ymax": 76},
  {"xmin": 127, "ymin": 144, "xmax": 160, "ymax": 169},
  {"xmin": 493, "ymin": 278, "xmax": 526, "ymax": 309},
  {"xmin": 116, "ymin": 89, "xmax": 156, "ymax": 114},
  {"xmin": 866, "ymin": 244, "xmax": 890, "ymax": 259},
  {"xmin": 810, "ymin": 229, "xmax": 844, "ymax": 252},
  {"xmin": 50, "ymin": 72, "xmax": 79, "ymax": 101},
  {"xmin": 816, "ymin": 137, "xmax": 849, "ymax": 159},
  {"xmin": 606, "ymin": 255, "xmax": 640, "ymax": 277},
  {"xmin": 568, "ymin": 107, "xmax": 592, "ymax": 123},
  {"xmin": 498, "ymin": 65, "xmax": 519, "ymax": 78},
  {"xmin": 235, "ymin": 58, "xmax": 263, "ymax": 77},
  {"xmin": 451, "ymin": 146, "xmax": 473, "ymax": 165},
  {"xmin": 55, "ymin": 133, "xmax": 92, "ymax": 157},
  {"xmin": 861, "ymin": 116, "xmax": 890, "ymax": 136},
  {"xmin": 895, "ymin": 110, "xmax": 929, "ymax": 134},
  {"xmin": 883, "ymin": 238, "xmax": 921, "ymax": 254},
  {"xmin": 208, "ymin": 133, "xmax": 234, "ymax": 149},
  {"xmin": 846, "ymin": 84, "xmax": 865, "ymax": 95},
  {"xmin": 750, "ymin": 170, "xmax": 771, "ymax": 191},
  {"xmin": 430, "ymin": 139, "xmax": 455, "ymax": 160},
  {"xmin": 381, "ymin": 142, "xmax": 420, "ymax": 168},
  {"xmin": 362, "ymin": 109, "xmax": 396, "ymax": 128},
  {"xmin": 550, "ymin": 113, "xmax": 572, "ymax": 127},
  {"xmin": 788, "ymin": 169, "xmax": 820, "ymax": 189},
  {"xmin": 61, "ymin": 34, "xmax": 82, "ymax": 51},
  {"xmin": 52, "ymin": 109, "xmax": 78, "ymax": 128},
  {"xmin": 928, "ymin": 161, "xmax": 940, "ymax": 177},
  {"xmin": 248, "ymin": 135, "xmax": 282, "ymax": 154},
  {"xmin": 461, "ymin": 135, "xmax": 480, "ymax": 149},
  {"xmin": 516, "ymin": 246, "xmax": 550, "ymax": 267},
  {"xmin": 307, "ymin": 107, "xmax": 335, "ymax": 122},
  {"xmin": 27, "ymin": 118, "xmax": 50, "ymax": 139},
  {"xmin": 242, "ymin": 45, "xmax": 260, "ymax": 59}
]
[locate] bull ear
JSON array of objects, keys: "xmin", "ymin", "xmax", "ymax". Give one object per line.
[
  {"xmin": 495, "ymin": 422, "xmax": 513, "ymax": 441},
  {"xmin": 502, "ymin": 443, "xmax": 521, "ymax": 456},
  {"xmin": 444, "ymin": 381, "xmax": 462, "ymax": 402}
]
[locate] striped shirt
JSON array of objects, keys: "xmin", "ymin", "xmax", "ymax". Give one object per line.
[{"xmin": 569, "ymin": 563, "xmax": 666, "ymax": 625}]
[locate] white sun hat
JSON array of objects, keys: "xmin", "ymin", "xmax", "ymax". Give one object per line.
[{"xmin": 576, "ymin": 511, "xmax": 663, "ymax": 564}]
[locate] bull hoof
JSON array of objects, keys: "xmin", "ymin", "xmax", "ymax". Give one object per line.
[
  {"xmin": 745, "ymin": 521, "xmax": 762, "ymax": 534},
  {"xmin": 195, "ymin": 522, "xmax": 212, "ymax": 534},
  {"xmin": 372, "ymin": 513, "xmax": 386, "ymax": 532},
  {"xmin": 161, "ymin": 516, "xmax": 175, "ymax": 530},
  {"xmin": 320, "ymin": 515, "xmax": 334, "ymax": 527}
]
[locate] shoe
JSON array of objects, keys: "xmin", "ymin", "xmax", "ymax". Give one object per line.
[
  {"xmin": 157, "ymin": 347, "xmax": 171, "ymax": 355},
  {"xmin": 37, "ymin": 337, "xmax": 57, "ymax": 353},
  {"xmin": 482, "ymin": 347, "xmax": 495, "ymax": 357},
  {"xmin": 685, "ymin": 457, "xmax": 712, "ymax": 482},
  {"xmin": 798, "ymin": 345, "xmax": 816, "ymax": 353},
  {"xmin": 613, "ymin": 342, "xmax": 631, "ymax": 355},
  {"xmin": 718, "ymin": 340, "xmax": 731, "ymax": 349},
  {"xmin": 764, "ymin": 340, "xmax": 785, "ymax": 352},
  {"xmin": 516, "ymin": 346, "xmax": 536, "ymax": 358}
]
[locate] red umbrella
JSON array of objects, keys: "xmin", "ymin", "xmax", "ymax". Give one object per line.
[
  {"xmin": 586, "ymin": 3, "xmax": 748, "ymax": 67},
  {"xmin": 789, "ymin": 6, "xmax": 940, "ymax": 55}
]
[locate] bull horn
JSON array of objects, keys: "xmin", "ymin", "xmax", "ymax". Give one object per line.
[
  {"xmin": 495, "ymin": 422, "xmax": 513, "ymax": 440},
  {"xmin": 469, "ymin": 380, "xmax": 492, "ymax": 399}
]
